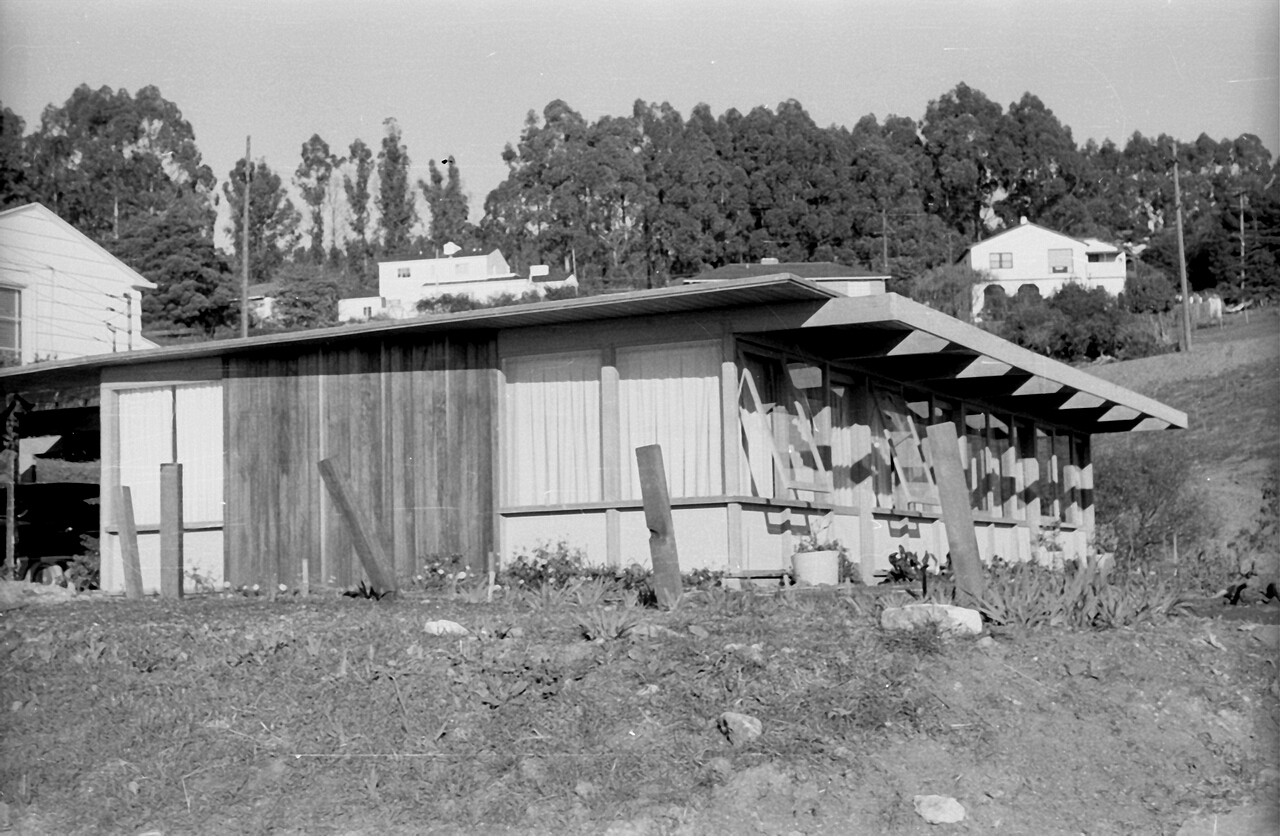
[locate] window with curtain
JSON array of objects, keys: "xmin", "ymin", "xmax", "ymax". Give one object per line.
[
  {"xmin": 617, "ymin": 342, "xmax": 721, "ymax": 500},
  {"xmin": 117, "ymin": 382, "xmax": 224, "ymax": 526},
  {"xmin": 504, "ymin": 351, "xmax": 602, "ymax": 506}
]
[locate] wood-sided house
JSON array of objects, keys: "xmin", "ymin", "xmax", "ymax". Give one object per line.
[{"xmin": 0, "ymin": 275, "xmax": 1186, "ymax": 593}]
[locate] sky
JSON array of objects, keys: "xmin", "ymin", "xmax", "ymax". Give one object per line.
[{"xmin": 1, "ymin": 0, "xmax": 1277, "ymax": 247}]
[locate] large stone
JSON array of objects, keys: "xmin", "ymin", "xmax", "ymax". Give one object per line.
[
  {"xmin": 881, "ymin": 604, "xmax": 982, "ymax": 636},
  {"xmin": 717, "ymin": 711, "xmax": 762, "ymax": 746},
  {"xmin": 423, "ymin": 619, "xmax": 469, "ymax": 636},
  {"xmin": 914, "ymin": 794, "xmax": 966, "ymax": 824}
]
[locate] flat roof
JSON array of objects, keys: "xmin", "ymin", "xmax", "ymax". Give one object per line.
[{"xmin": 0, "ymin": 274, "xmax": 1184, "ymax": 434}]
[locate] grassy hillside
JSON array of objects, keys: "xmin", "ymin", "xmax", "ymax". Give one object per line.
[{"xmin": 1089, "ymin": 309, "xmax": 1279, "ymax": 541}]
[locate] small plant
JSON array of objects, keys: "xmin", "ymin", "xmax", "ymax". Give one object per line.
[
  {"xmin": 343, "ymin": 581, "xmax": 392, "ymax": 601},
  {"xmin": 65, "ymin": 535, "xmax": 101, "ymax": 591},
  {"xmin": 794, "ymin": 519, "xmax": 844, "ymax": 553},
  {"xmin": 502, "ymin": 541, "xmax": 587, "ymax": 589},
  {"xmin": 576, "ymin": 607, "xmax": 642, "ymax": 641}
]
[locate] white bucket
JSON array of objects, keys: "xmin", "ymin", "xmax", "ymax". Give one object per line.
[{"xmin": 791, "ymin": 550, "xmax": 840, "ymax": 586}]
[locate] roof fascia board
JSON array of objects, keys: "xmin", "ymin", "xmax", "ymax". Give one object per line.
[{"xmin": 803, "ymin": 293, "xmax": 1187, "ymax": 428}]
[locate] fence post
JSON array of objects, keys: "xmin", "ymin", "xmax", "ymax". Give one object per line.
[
  {"xmin": 160, "ymin": 463, "xmax": 184, "ymax": 599},
  {"xmin": 925, "ymin": 423, "xmax": 985, "ymax": 606},
  {"xmin": 317, "ymin": 457, "xmax": 396, "ymax": 596},
  {"xmin": 119, "ymin": 486, "xmax": 144, "ymax": 599},
  {"xmin": 636, "ymin": 444, "xmax": 682, "ymax": 609}
]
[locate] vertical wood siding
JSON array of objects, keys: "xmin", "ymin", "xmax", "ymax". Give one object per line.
[{"xmin": 225, "ymin": 336, "xmax": 496, "ymax": 587}]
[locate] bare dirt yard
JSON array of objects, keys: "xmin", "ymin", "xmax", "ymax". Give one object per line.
[
  {"xmin": 0, "ymin": 311, "xmax": 1277, "ymax": 836},
  {"xmin": 0, "ymin": 588, "xmax": 1277, "ymax": 836}
]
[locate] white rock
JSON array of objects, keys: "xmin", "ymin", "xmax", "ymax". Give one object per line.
[
  {"xmin": 717, "ymin": 711, "xmax": 762, "ymax": 746},
  {"xmin": 881, "ymin": 604, "xmax": 982, "ymax": 637},
  {"xmin": 423, "ymin": 619, "xmax": 469, "ymax": 636},
  {"xmin": 913, "ymin": 794, "xmax": 966, "ymax": 824}
]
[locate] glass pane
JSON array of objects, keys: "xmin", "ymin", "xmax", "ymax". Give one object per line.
[
  {"xmin": 0, "ymin": 321, "xmax": 16, "ymax": 351},
  {"xmin": 0, "ymin": 289, "xmax": 17, "ymax": 319}
]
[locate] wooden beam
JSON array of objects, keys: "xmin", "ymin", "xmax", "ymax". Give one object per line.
[
  {"xmin": 1012, "ymin": 376, "xmax": 1063, "ymax": 397},
  {"xmin": 1131, "ymin": 417, "xmax": 1171, "ymax": 432},
  {"xmin": 119, "ymin": 486, "xmax": 144, "ymax": 599},
  {"xmin": 887, "ymin": 330, "xmax": 951, "ymax": 356},
  {"xmin": 1060, "ymin": 391, "xmax": 1106, "ymax": 410},
  {"xmin": 925, "ymin": 422, "xmax": 984, "ymax": 606},
  {"xmin": 1098, "ymin": 404, "xmax": 1141, "ymax": 423},
  {"xmin": 160, "ymin": 463, "xmax": 184, "ymax": 599},
  {"xmin": 317, "ymin": 457, "xmax": 396, "ymax": 596},
  {"xmin": 636, "ymin": 444, "xmax": 682, "ymax": 609},
  {"xmin": 956, "ymin": 357, "xmax": 1013, "ymax": 378}
]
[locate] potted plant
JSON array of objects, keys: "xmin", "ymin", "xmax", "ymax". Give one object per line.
[{"xmin": 791, "ymin": 527, "xmax": 845, "ymax": 586}]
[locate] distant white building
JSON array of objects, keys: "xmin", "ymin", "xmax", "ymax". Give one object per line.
[
  {"xmin": 339, "ymin": 248, "xmax": 577, "ymax": 322},
  {"xmin": 0, "ymin": 203, "xmax": 157, "ymax": 363},
  {"xmin": 961, "ymin": 219, "xmax": 1126, "ymax": 317}
]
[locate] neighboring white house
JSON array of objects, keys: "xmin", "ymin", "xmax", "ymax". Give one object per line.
[
  {"xmin": 686, "ymin": 259, "xmax": 890, "ymax": 297},
  {"xmin": 339, "ymin": 248, "xmax": 577, "ymax": 322},
  {"xmin": 0, "ymin": 203, "xmax": 157, "ymax": 364},
  {"xmin": 962, "ymin": 219, "xmax": 1126, "ymax": 317}
]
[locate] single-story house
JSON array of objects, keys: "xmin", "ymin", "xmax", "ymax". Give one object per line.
[
  {"xmin": 0, "ymin": 275, "xmax": 1185, "ymax": 594},
  {"xmin": 962, "ymin": 219, "xmax": 1126, "ymax": 317}
]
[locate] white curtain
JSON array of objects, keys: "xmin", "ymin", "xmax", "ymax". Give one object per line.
[
  {"xmin": 618, "ymin": 342, "xmax": 721, "ymax": 500},
  {"xmin": 828, "ymin": 381, "xmax": 856, "ymax": 506},
  {"xmin": 505, "ymin": 352, "xmax": 602, "ymax": 506},
  {"xmin": 175, "ymin": 383, "xmax": 224, "ymax": 523},
  {"xmin": 117, "ymin": 387, "xmax": 173, "ymax": 526}
]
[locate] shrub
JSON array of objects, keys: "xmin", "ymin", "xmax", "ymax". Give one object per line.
[
  {"xmin": 1121, "ymin": 262, "xmax": 1176, "ymax": 314},
  {"xmin": 905, "ymin": 264, "xmax": 989, "ymax": 323},
  {"xmin": 1093, "ymin": 439, "xmax": 1217, "ymax": 572},
  {"xmin": 976, "ymin": 557, "xmax": 1192, "ymax": 629}
]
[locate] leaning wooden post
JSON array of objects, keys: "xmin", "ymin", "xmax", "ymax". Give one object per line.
[
  {"xmin": 925, "ymin": 423, "xmax": 985, "ymax": 606},
  {"xmin": 159, "ymin": 463, "xmax": 184, "ymax": 599},
  {"xmin": 636, "ymin": 444, "xmax": 682, "ymax": 609},
  {"xmin": 317, "ymin": 457, "xmax": 396, "ymax": 597},
  {"xmin": 118, "ymin": 486, "xmax": 144, "ymax": 599}
]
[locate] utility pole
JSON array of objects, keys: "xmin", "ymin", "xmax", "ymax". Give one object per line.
[
  {"xmin": 1173, "ymin": 161, "xmax": 1191, "ymax": 351},
  {"xmin": 241, "ymin": 136, "xmax": 251, "ymax": 339},
  {"xmin": 881, "ymin": 208, "xmax": 889, "ymax": 273},
  {"xmin": 1240, "ymin": 193, "xmax": 1246, "ymax": 290}
]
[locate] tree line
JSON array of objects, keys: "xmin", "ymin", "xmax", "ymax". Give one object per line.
[{"xmin": 1, "ymin": 82, "xmax": 1277, "ymax": 337}]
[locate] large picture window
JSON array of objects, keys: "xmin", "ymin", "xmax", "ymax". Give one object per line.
[
  {"xmin": 617, "ymin": 342, "xmax": 721, "ymax": 500},
  {"xmin": 504, "ymin": 351, "xmax": 602, "ymax": 506}
]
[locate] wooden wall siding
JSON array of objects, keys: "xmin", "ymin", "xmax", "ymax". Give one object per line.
[{"xmin": 225, "ymin": 337, "xmax": 496, "ymax": 588}]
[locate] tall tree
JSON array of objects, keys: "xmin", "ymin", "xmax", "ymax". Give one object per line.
[
  {"xmin": 995, "ymin": 93, "xmax": 1088, "ymax": 232},
  {"xmin": 221, "ymin": 159, "xmax": 300, "ymax": 283},
  {"xmin": 344, "ymin": 138, "xmax": 374, "ymax": 272},
  {"xmin": 295, "ymin": 134, "xmax": 339, "ymax": 262},
  {"xmin": 376, "ymin": 118, "xmax": 417, "ymax": 258},
  {"xmin": 419, "ymin": 155, "xmax": 475, "ymax": 252},
  {"xmin": 0, "ymin": 104, "xmax": 29, "ymax": 209},
  {"xmin": 110, "ymin": 196, "xmax": 236, "ymax": 335},
  {"xmin": 921, "ymin": 83, "xmax": 1011, "ymax": 240},
  {"xmin": 25, "ymin": 84, "xmax": 214, "ymax": 240}
]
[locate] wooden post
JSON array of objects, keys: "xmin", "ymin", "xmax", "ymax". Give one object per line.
[
  {"xmin": 636, "ymin": 445, "xmax": 682, "ymax": 609},
  {"xmin": 317, "ymin": 457, "xmax": 396, "ymax": 596},
  {"xmin": 119, "ymin": 486, "xmax": 144, "ymax": 599},
  {"xmin": 925, "ymin": 423, "xmax": 985, "ymax": 606},
  {"xmin": 1, "ymin": 450, "xmax": 13, "ymax": 578},
  {"xmin": 160, "ymin": 463, "xmax": 184, "ymax": 599}
]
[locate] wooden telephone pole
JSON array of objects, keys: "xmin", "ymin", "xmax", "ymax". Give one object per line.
[
  {"xmin": 241, "ymin": 136, "xmax": 251, "ymax": 339},
  {"xmin": 1173, "ymin": 161, "xmax": 1192, "ymax": 351}
]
